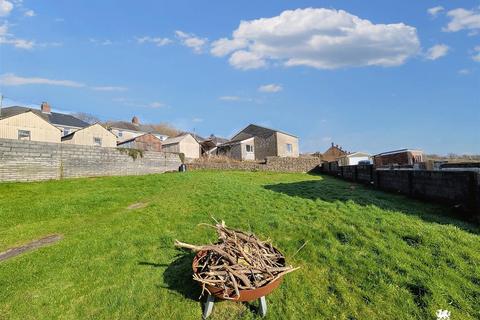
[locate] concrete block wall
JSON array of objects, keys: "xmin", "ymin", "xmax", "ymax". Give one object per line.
[
  {"xmin": 321, "ymin": 161, "xmax": 480, "ymax": 219},
  {"xmin": 0, "ymin": 138, "xmax": 181, "ymax": 182}
]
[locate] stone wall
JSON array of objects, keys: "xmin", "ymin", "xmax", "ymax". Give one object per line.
[
  {"xmin": 0, "ymin": 138, "xmax": 181, "ymax": 182},
  {"xmin": 189, "ymin": 156, "xmax": 322, "ymax": 173}
]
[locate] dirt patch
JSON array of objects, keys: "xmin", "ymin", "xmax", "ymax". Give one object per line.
[
  {"xmin": 0, "ymin": 234, "xmax": 63, "ymax": 262},
  {"xmin": 127, "ymin": 202, "xmax": 148, "ymax": 210}
]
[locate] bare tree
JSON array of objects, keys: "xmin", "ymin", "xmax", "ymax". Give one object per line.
[
  {"xmin": 149, "ymin": 123, "xmax": 181, "ymax": 137},
  {"xmin": 73, "ymin": 112, "xmax": 101, "ymax": 124}
]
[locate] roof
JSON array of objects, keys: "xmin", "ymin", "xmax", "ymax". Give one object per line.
[
  {"xmin": 338, "ymin": 152, "xmax": 371, "ymax": 158},
  {"xmin": 0, "ymin": 106, "xmax": 89, "ymax": 128},
  {"xmin": 163, "ymin": 133, "xmax": 196, "ymax": 145},
  {"xmin": 374, "ymin": 149, "xmax": 424, "ymax": 157},
  {"xmin": 219, "ymin": 136, "xmax": 254, "ymax": 147},
  {"xmin": 61, "ymin": 123, "xmax": 117, "ymax": 141},
  {"xmin": 231, "ymin": 124, "xmax": 297, "ymax": 140},
  {"xmin": 117, "ymin": 133, "xmax": 162, "ymax": 145},
  {"xmin": 0, "ymin": 110, "xmax": 62, "ymax": 132},
  {"xmin": 105, "ymin": 121, "xmax": 169, "ymax": 136}
]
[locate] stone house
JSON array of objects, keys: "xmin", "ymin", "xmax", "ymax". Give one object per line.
[
  {"xmin": 337, "ymin": 152, "xmax": 371, "ymax": 166},
  {"xmin": 0, "ymin": 110, "xmax": 62, "ymax": 143},
  {"xmin": 162, "ymin": 133, "xmax": 201, "ymax": 159},
  {"xmin": 106, "ymin": 116, "xmax": 169, "ymax": 143},
  {"xmin": 0, "ymin": 102, "xmax": 89, "ymax": 137},
  {"xmin": 218, "ymin": 124, "xmax": 299, "ymax": 161},
  {"xmin": 321, "ymin": 143, "xmax": 348, "ymax": 162},
  {"xmin": 373, "ymin": 149, "xmax": 424, "ymax": 168},
  {"xmin": 61, "ymin": 123, "xmax": 117, "ymax": 147},
  {"xmin": 117, "ymin": 133, "xmax": 163, "ymax": 151}
]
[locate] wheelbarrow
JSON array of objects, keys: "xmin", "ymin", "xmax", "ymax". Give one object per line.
[{"xmin": 192, "ymin": 250, "xmax": 284, "ymax": 319}]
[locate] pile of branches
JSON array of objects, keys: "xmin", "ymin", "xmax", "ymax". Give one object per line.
[{"xmin": 175, "ymin": 221, "xmax": 299, "ymax": 299}]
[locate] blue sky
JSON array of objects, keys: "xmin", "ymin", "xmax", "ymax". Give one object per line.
[{"xmin": 1, "ymin": 0, "xmax": 479, "ymax": 154}]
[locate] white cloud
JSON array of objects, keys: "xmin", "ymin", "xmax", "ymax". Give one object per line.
[
  {"xmin": 210, "ymin": 8, "xmax": 420, "ymax": 70},
  {"xmin": 92, "ymin": 86, "xmax": 127, "ymax": 92},
  {"xmin": 444, "ymin": 8, "xmax": 480, "ymax": 32},
  {"xmin": 24, "ymin": 9, "xmax": 35, "ymax": 17},
  {"xmin": 148, "ymin": 102, "xmax": 165, "ymax": 108},
  {"xmin": 136, "ymin": 36, "xmax": 172, "ymax": 47},
  {"xmin": 0, "ymin": 23, "xmax": 36, "ymax": 49},
  {"xmin": 427, "ymin": 6, "xmax": 444, "ymax": 17},
  {"xmin": 192, "ymin": 117, "xmax": 203, "ymax": 123},
  {"xmin": 175, "ymin": 30, "xmax": 207, "ymax": 53},
  {"xmin": 472, "ymin": 46, "xmax": 480, "ymax": 62},
  {"xmin": 425, "ymin": 44, "xmax": 449, "ymax": 60},
  {"xmin": 0, "ymin": 73, "xmax": 85, "ymax": 87},
  {"xmin": 0, "ymin": 0, "xmax": 13, "ymax": 17},
  {"xmin": 219, "ymin": 95, "xmax": 241, "ymax": 101},
  {"xmin": 458, "ymin": 68, "xmax": 471, "ymax": 75},
  {"xmin": 258, "ymin": 84, "xmax": 283, "ymax": 93}
]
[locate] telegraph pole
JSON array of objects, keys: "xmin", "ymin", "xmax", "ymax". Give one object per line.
[{"xmin": 0, "ymin": 94, "xmax": 3, "ymax": 117}]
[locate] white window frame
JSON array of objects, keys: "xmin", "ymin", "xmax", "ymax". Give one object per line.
[
  {"xmin": 286, "ymin": 143, "xmax": 293, "ymax": 154},
  {"xmin": 118, "ymin": 130, "xmax": 123, "ymax": 137},
  {"xmin": 245, "ymin": 144, "xmax": 254, "ymax": 153},
  {"xmin": 18, "ymin": 130, "xmax": 31, "ymax": 141}
]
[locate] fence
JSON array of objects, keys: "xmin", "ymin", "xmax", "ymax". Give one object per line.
[
  {"xmin": 0, "ymin": 138, "xmax": 181, "ymax": 182},
  {"xmin": 321, "ymin": 162, "xmax": 480, "ymax": 220}
]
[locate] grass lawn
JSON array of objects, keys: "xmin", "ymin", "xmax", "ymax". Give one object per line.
[{"xmin": 0, "ymin": 171, "xmax": 479, "ymax": 319}]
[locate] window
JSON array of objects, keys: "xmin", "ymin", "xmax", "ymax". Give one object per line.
[
  {"xmin": 63, "ymin": 128, "xmax": 70, "ymax": 136},
  {"xmin": 246, "ymin": 144, "xmax": 254, "ymax": 153},
  {"xmin": 18, "ymin": 130, "xmax": 31, "ymax": 141},
  {"xmin": 118, "ymin": 131, "xmax": 123, "ymax": 137},
  {"xmin": 286, "ymin": 143, "xmax": 293, "ymax": 154},
  {"xmin": 93, "ymin": 137, "xmax": 102, "ymax": 146}
]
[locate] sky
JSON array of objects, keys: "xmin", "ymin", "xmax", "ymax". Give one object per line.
[{"xmin": 0, "ymin": 0, "xmax": 479, "ymax": 154}]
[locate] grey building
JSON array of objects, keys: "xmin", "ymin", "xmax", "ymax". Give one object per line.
[{"xmin": 218, "ymin": 124, "xmax": 299, "ymax": 161}]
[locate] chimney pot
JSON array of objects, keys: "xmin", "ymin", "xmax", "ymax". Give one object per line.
[
  {"xmin": 132, "ymin": 116, "xmax": 139, "ymax": 125},
  {"xmin": 41, "ymin": 102, "xmax": 51, "ymax": 113}
]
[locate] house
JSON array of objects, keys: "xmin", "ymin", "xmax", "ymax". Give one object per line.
[
  {"xmin": 200, "ymin": 134, "xmax": 229, "ymax": 156},
  {"xmin": 217, "ymin": 136, "xmax": 256, "ymax": 161},
  {"xmin": 117, "ymin": 133, "xmax": 163, "ymax": 151},
  {"xmin": 373, "ymin": 149, "xmax": 424, "ymax": 168},
  {"xmin": 0, "ymin": 109, "xmax": 62, "ymax": 143},
  {"xmin": 1, "ymin": 102, "xmax": 89, "ymax": 136},
  {"xmin": 219, "ymin": 124, "xmax": 299, "ymax": 161},
  {"xmin": 322, "ymin": 143, "xmax": 348, "ymax": 162},
  {"xmin": 106, "ymin": 116, "xmax": 169, "ymax": 143},
  {"xmin": 61, "ymin": 123, "xmax": 117, "ymax": 147},
  {"xmin": 162, "ymin": 133, "xmax": 201, "ymax": 159},
  {"xmin": 337, "ymin": 152, "xmax": 371, "ymax": 166}
]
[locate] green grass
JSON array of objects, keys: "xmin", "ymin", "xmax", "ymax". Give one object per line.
[{"xmin": 0, "ymin": 171, "xmax": 479, "ymax": 320}]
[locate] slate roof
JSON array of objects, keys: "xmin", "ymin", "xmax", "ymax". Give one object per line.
[
  {"xmin": 231, "ymin": 124, "xmax": 297, "ymax": 141},
  {"xmin": 163, "ymin": 133, "xmax": 192, "ymax": 145},
  {"xmin": 0, "ymin": 106, "xmax": 89, "ymax": 128}
]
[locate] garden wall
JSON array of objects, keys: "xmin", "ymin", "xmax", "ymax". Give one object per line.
[
  {"xmin": 321, "ymin": 162, "xmax": 480, "ymax": 219},
  {"xmin": 0, "ymin": 138, "xmax": 181, "ymax": 182},
  {"xmin": 189, "ymin": 156, "xmax": 322, "ymax": 173}
]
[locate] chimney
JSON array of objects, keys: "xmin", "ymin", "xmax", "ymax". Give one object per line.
[
  {"xmin": 132, "ymin": 116, "xmax": 139, "ymax": 125},
  {"xmin": 331, "ymin": 142, "xmax": 334, "ymax": 147},
  {"xmin": 41, "ymin": 102, "xmax": 51, "ymax": 113}
]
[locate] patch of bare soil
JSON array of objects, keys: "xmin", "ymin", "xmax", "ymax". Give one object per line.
[
  {"xmin": 127, "ymin": 202, "xmax": 148, "ymax": 210},
  {"xmin": 0, "ymin": 234, "xmax": 63, "ymax": 262}
]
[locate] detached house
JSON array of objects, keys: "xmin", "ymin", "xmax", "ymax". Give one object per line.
[
  {"xmin": 0, "ymin": 102, "xmax": 89, "ymax": 143},
  {"xmin": 162, "ymin": 133, "xmax": 201, "ymax": 159},
  {"xmin": 106, "ymin": 116, "xmax": 169, "ymax": 143},
  {"xmin": 218, "ymin": 124, "xmax": 299, "ymax": 161},
  {"xmin": 61, "ymin": 123, "xmax": 117, "ymax": 148}
]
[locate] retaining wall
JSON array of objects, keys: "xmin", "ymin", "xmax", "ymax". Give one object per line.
[
  {"xmin": 0, "ymin": 138, "xmax": 181, "ymax": 182},
  {"xmin": 189, "ymin": 156, "xmax": 322, "ymax": 173}
]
